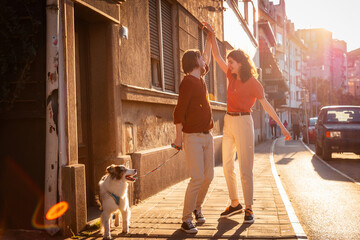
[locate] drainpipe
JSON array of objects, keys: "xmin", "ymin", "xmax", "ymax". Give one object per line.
[
  {"xmin": 57, "ymin": 0, "xmax": 67, "ymax": 232},
  {"xmin": 45, "ymin": 0, "xmax": 60, "ymax": 235}
]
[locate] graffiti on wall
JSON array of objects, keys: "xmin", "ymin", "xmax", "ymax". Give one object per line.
[{"xmin": 46, "ymin": 50, "xmax": 59, "ymax": 135}]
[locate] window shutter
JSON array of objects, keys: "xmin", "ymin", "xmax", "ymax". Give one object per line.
[
  {"xmin": 204, "ymin": 32, "xmax": 213, "ymax": 94},
  {"xmin": 216, "ymin": 41, "xmax": 227, "ymax": 102},
  {"xmin": 149, "ymin": 0, "xmax": 159, "ymax": 59},
  {"xmin": 198, "ymin": 27, "xmax": 202, "ymax": 51},
  {"xmin": 161, "ymin": 0, "xmax": 175, "ymax": 92}
]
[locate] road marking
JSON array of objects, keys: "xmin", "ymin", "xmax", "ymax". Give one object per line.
[
  {"xmin": 270, "ymin": 139, "xmax": 308, "ymax": 240},
  {"xmin": 301, "ymin": 141, "xmax": 360, "ymax": 186}
]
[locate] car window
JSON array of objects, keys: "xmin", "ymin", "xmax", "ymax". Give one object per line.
[
  {"xmin": 326, "ymin": 109, "xmax": 360, "ymax": 123},
  {"xmin": 309, "ymin": 118, "xmax": 317, "ymax": 126}
]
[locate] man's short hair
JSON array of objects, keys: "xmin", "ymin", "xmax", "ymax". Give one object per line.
[{"xmin": 182, "ymin": 49, "xmax": 201, "ymax": 74}]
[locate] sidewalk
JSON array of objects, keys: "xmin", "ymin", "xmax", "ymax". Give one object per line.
[
  {"xmin": 72, "ymin": 139, "xmax": 300, "ymax": 239},
  {"xmin": 0, "ymin": 139, "xmax": 302, "ymax": 240}
]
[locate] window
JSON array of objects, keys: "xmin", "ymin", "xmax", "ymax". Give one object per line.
[
  {"xmin": 276, "ymin": 33, "xmax": 282, "ymax": 45},
  {"xmin": 326, "ymin": 109, "xmax": 360, "ymax": 123},
  {"xmin": 234, "ymin": 0, "xmax": 257, "ymax": 39},
  {"xmin": 149, "ymin": 0, "xmax": 175, "ymax": 92},
  {"xmin": 312, "ymin": 43, "xmax": 317, "ymax": 50}
]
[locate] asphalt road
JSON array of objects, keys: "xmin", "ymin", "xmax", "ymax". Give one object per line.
[
  {"xmin": 307, "ymin": 143, "xmax": 360, "ymax": 183},
  {"xmin": 273, "ymin": 138, "xmax": 360, "ymax": 240}
]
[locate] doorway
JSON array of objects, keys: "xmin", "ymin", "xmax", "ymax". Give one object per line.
[
  {"xmin": 74, "ymin": 3, "xmax": 115, "ymax": 222},
  {"xmin": 75, "ymin": 18, "xmax": 95, "ymax": 209}
]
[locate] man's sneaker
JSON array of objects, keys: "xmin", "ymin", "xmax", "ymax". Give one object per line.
[
  {"xmin": 220, "ymin": 204, "xmax": 243, "ymax": 218},
  {"xmin": 193, "ymin": 210, "xmax": 206, "ymax": 223},
  {"xmin": 244, "ymin": 208, "xmax": 254, "ymax": 223},
  {"xmin": 180, "ymin": 220, "xmax": 198, "ymax": 234}
]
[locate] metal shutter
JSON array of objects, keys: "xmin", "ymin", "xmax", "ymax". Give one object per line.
[
  {"xmin": 161, "ymin": 0, "xmax": 175, "ymax": 92},
  {"xmin": 203, "ymin": 32, "xmax": 213, "ymax": 94},
  {"xmin": 198, "ymin": 27, "xmax": 202, "ymax": 52},
  {"xmin": 216, "ymin": 40, "xmax": 227, "ymax": 102},
  {"xmin": 149, "ymin": 0, "xmax": 160, "ymax": 59}
]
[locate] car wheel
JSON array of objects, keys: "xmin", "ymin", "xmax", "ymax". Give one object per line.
[
  {"xmin": 322, "ymin": 142, "xmax": 332, "ymax": 161},
  {"xmin": 315, "ymin": 141, "xmax": 322, "ymax": 156}
]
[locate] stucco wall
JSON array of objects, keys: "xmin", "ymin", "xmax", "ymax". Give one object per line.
[
  {"xmin": 121, "ymin": 101, "xmax": 176, "ymax": 152},
  {"xmin": 177, "ymin": 0, "xmax": 224, "ymax": 42},
  {"xmin": 119, "ymin": 0, "xmax": 151, "ymax": 88},
  {"xmin": 121, "ymin": 100, "xmax": 226, "ymax": 152}
]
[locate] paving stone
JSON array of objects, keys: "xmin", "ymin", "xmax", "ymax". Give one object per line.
[{"xmin": 62, "ymin": 140, "xmax": 300, "ymax": 240}]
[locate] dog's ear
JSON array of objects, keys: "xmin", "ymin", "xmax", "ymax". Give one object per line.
[
  {"xmin": 106, "ymin": 164, "xmax": 126, "ymax": 180},
  {"xmin": 106, "ymin": 164, "xmax": 117, "ymax": 174}
]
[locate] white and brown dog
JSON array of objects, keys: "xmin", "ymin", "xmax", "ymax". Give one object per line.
[{"xmin": 98, "ymin": 164, "xmax": 137, "ymax": 239}]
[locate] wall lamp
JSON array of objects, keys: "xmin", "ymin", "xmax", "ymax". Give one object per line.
[{"xmin": 199, "ymin": 0, "xmax": 226, "ymax": 12}]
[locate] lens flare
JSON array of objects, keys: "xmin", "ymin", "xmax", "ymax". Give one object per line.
[{"xmin": 45, "ymin": 201, "xmax": 69, "ymax": 220}]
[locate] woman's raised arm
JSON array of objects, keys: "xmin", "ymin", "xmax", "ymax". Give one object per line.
[{"xmin": 202, "ymin": 22, "xmax": 228, "ymax": 74}]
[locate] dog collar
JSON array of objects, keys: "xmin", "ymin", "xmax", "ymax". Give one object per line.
[{"xmin": 108, "ymin": 192, "xmax": 120, "ymax": 205}]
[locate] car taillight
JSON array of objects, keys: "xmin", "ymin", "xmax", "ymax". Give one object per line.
[{"xmin": 326, "ymin": 131, "xmax": 341, "ymax": 138}]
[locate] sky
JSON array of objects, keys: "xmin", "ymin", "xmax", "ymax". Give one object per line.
[{"xmin": 279, "ymin": 0, "xmax": 360, "ymax": 52}]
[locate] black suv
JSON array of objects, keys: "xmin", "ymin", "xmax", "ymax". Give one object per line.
[{"xmin": 315, "ymin": 105, "xmax": 360, "ymax": 160}]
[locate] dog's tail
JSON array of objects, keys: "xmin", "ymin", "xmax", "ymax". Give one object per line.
[{"xmin": 95, "ymin": 195, "xmax": 103, "ymax": 211}]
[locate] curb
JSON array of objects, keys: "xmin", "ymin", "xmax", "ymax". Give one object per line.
[
  {"xmin": 301, "ymin": 141, "xmax": 360, "ymax": 186},
  {"xmin": 270, "ymin": 138, "xmax": 308, "ymax": 240}
]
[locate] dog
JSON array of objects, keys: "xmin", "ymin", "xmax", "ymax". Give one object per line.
[{"xmin": 97, "ymin": 164, "xmax": 137, "ymax": 239}]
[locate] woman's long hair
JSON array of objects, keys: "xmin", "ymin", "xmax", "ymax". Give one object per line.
[{"xmin": 227, "ymin": 50, "xmax": 258, "ymax": 83}]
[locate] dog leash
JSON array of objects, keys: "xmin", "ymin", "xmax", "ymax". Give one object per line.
[{"xmin": 134, "ymin": 144, "xmax": 181, "ymax": 180}]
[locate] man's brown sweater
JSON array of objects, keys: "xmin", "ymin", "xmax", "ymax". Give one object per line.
[{"xmin": 173, "ymin": 74, "xmax": 213, "ymax": 133}]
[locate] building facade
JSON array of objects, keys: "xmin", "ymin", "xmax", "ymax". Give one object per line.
[
  {"xmin": 331, "ymin": 40, "xmax": 348, "ymax": 91},
  {"xmin": 0, "ymin": 0, "xmax": 268, "ymax": 236},
  {"xmin": 296, "ymin": 28, "xmax": 333, "ymax": 116},
  {"xmin": 347, "ymin": 48, "xmax": 360, "ymax": 97},
  {"xmin": 284, "ymin": 20, "xmax": 306, "ymax": 128}
]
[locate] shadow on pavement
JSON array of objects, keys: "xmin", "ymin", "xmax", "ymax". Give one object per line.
[
  {"xmin": 212, "ymin": 218, "xmax": 252, "ymax": 239},
  {"xmin": 311, "ymin": 155, "xmax": 359, "ymax": 183},
  {"xmin": 167, "ymin": 229, "xmax": 194, "ymax": 239},
  {"xmin": 277, "ymin": 157, "xmax": 295, "ymax": 165}
]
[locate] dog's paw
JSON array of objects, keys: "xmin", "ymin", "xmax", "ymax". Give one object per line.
[{"xmin": 103, "ymin": 235, "xmax": 111, "ymax": 240}]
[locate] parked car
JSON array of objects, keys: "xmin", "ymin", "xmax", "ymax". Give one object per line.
[
  {"xmin": 302, "ymin": 117, "xmax": 318, "ymax": 143},
  {"xmin": 315, "ymin": 105, "xmax": 360, "ymax": 160}
]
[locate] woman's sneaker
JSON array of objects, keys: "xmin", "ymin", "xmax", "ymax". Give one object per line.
[
  {"xmin": 193, "ymin": 210, "xmax": 206, "ymax": 223},
  {"xmin": 220, "ymin": 204, "xmax": 243, "ymax": 218},
  {"xmin": 244, "ymin": 208, "xmax": 254, "ymax": 223},
  {"xmin": 180, "ymin": 220, "xmax": 198, "ymax": 234}
]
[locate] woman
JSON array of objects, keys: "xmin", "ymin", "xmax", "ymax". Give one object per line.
[{"xmin": 204, "ymin": 23, "xmax": 291, "ymax": 223}]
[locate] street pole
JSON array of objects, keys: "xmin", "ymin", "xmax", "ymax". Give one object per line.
[
  {"xmin": 315, "ymin": 76, "xmax": 318, "ymax": 116},
  {"xmin": 310, "ymin": 62, "xmax": 312, "ymax": 117},
  {"xmin": 330, "ymin": 52, "xmax": 333, "ymax": 105},
  {"xmin": 305, "ymin": 92, "xmax": 309, "ymax": 145}
]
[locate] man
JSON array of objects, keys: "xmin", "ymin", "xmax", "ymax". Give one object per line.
[
  {"xmin": 292, "ymin": 112, "xmax": 300, "ymax": 140},
  {"xmin": 269, "ymin": 116, "xmax": 277, "ymax": 139},
  {"xmin": 173, "ymin": 34, "xmax": 214, "ymax": 234}
]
